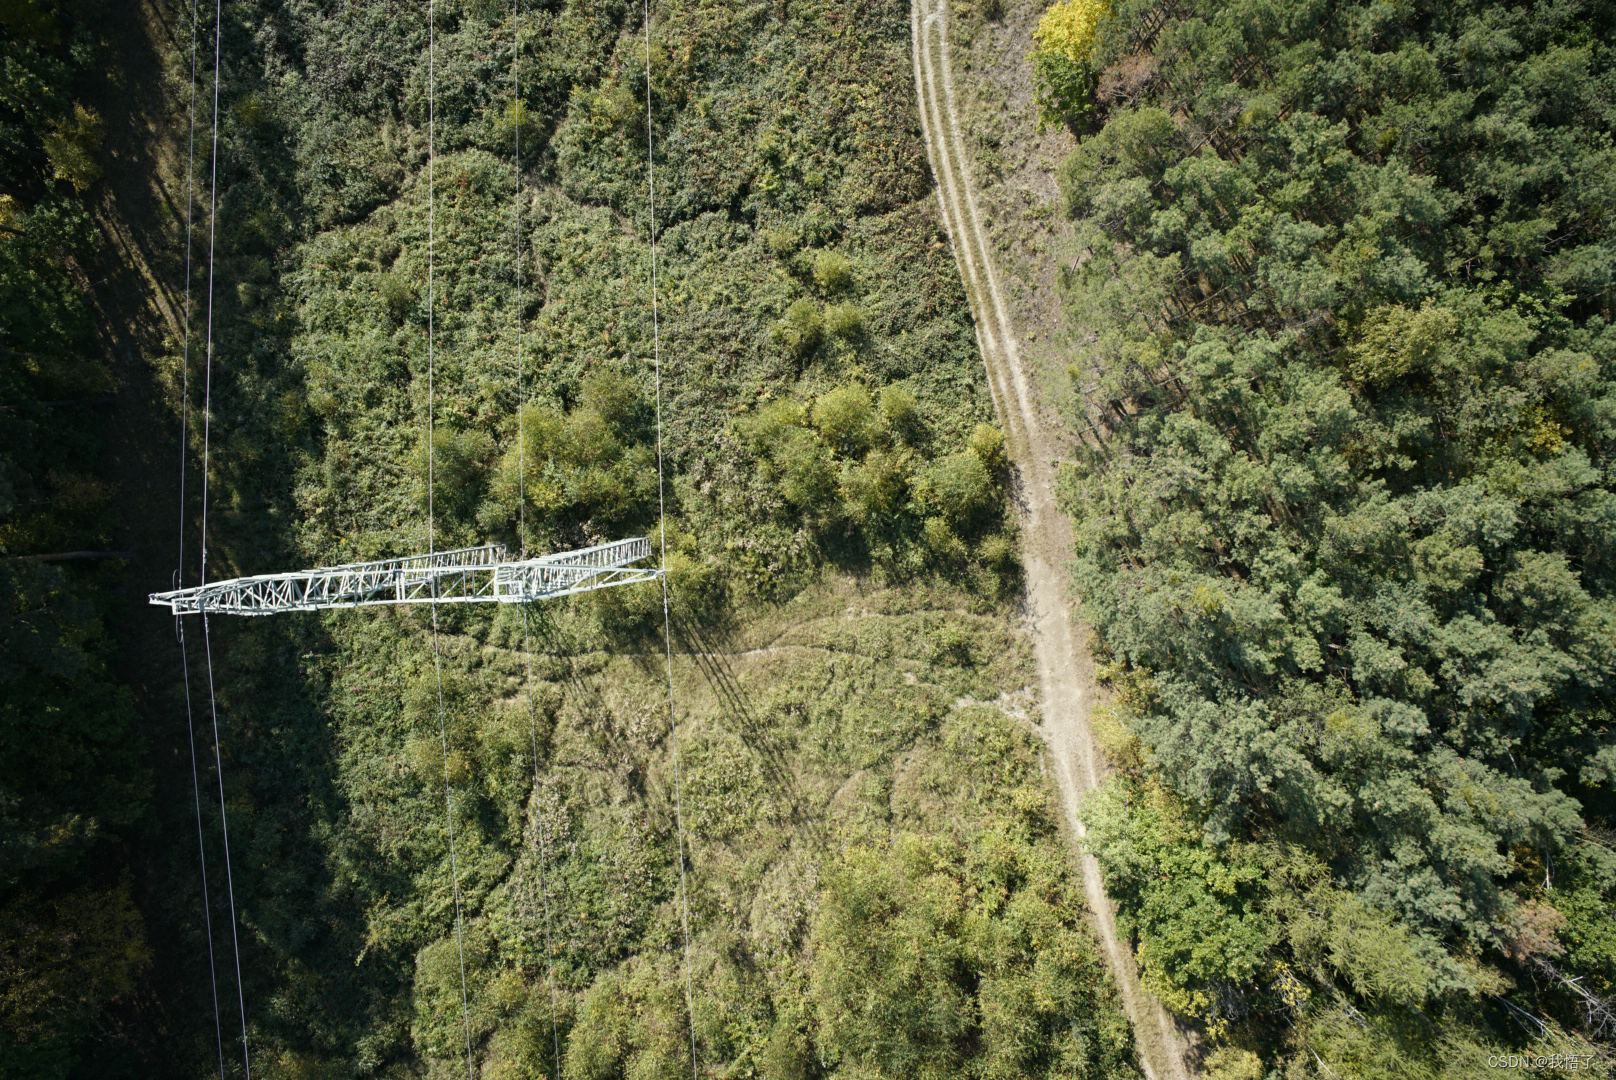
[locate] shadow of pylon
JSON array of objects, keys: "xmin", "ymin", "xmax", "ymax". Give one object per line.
[
  {"xmin": 517, "ymin": 601, "xmax": 656, "ymax": 806},
  {"xmin": 667, "ymin": 611, "xmax": 755, "ymax": 724},
  {"xmin": 668, "ymin": 609, "xmax": 822, "ymax": 841}
]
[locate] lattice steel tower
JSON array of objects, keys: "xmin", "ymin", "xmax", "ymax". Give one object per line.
[{"xmin": 150, "ymin": 537, "xmax": 659, "ymax": 616}]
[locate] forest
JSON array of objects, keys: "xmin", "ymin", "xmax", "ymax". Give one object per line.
[
  {"xmin": 0, "ymin": 1, "xmax": 152, "ymax": 1076},
  {"xmin": 2, "ymin": 0, "xmax": 1132, "ymax": 1077},
  {"xmin": 1035, "ymin": 0, "xmax": 1616, "ymax": 1074}
]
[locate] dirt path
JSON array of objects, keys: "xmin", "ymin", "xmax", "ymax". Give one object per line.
[{"xmin": 909, "ymin": 3, "xmax": 1193, "ymax": 1077}]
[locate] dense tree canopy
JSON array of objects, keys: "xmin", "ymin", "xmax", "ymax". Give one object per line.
[
  {"xmin": 0, "ymin": 2, "xmax": 151, "ymax": 1076},
  {"xmin": 1045, "ymin": 0, "xmax": 1616, "ymax": 1072}
]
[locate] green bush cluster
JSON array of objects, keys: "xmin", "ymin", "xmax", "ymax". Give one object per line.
[
  {"xmin": 1054, "ymin": 0, "xmax": 1616, "ymax": 1071},
  {"xmin": 485, "ymin": 367, "xmax": 660, "ymax": 546},
  {"xmin": 738, "ymin": 381, "xmax": 1012, "ymax": 572},
  {"xmin": 812, "ymin": 820, "xmax": 1135, "ymax": 1080}
]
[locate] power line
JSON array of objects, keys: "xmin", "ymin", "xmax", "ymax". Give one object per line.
[
  {"xmin": 514, "ymin": 1, "xmax": 527, "ymax": 567},
  {"xmin": 202, "ymin": 610, "xmax": 249, "ymax": 1080},
  {"xmin": 425, "ymin": 4, "xmax": 476, "ymax": 1076},
  {"xmin": 642, "ymin": 6, "xmax": 699, "ymax": 1075},
  {"xmin": 176, "ymin": 0, "xmax": 227, "ymax": 1073},
  {"xmin": 178, "ymin": 0, "xmax": 196, "ymax": 598},
  {"xmin": 179, "ymin": 638, "xmax": 226, "ymax": 1080},
  {"xmin": 199, "ymin": 0, "xmax": 251, "ymax": 1073},
  {"xmin": 512, "ymin": 3, "xmax": 565, "ymax": 1075},
  {"xmin": 523, "ymin": 608, "xmax": 565, "ymax": 1080}
]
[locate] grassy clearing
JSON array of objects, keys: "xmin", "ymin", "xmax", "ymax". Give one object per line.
[{"xmin": 208, "ymin": 573, "xmax": 1139, "ymax": 1078}]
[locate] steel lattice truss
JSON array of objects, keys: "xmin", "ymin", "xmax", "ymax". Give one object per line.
[{"xmin": 149, "ymin": 537, "xmax": 658, "ymax": 616}]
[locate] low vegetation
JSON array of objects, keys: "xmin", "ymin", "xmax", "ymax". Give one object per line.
[
  {"xmin": 287, "ymin": 582, "xmax": 1136, "ymax": 1080},
  {"xmin": 0, "ymin": 0, "xmax": 1141, "ymax": 1076}
]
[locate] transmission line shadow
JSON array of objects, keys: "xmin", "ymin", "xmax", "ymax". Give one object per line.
[
  {"xmin": 668, "ymin": 611, "xmax": 821, "ymax": 840},
  {"xmin": 522, "ymin": 605, "xmax": 653, "ymax": 804},
  {"xmin": 520, "ymin": 603, "xmax": 822, "ymax": 840}
]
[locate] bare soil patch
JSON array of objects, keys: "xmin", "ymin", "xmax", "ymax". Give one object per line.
[{"xmin": 909, "ymin": 2, "xmax": 1195, "ymax": 1075}]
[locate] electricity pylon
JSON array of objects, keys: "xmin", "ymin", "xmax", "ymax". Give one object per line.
[{"xmin": 150, "ymin": 537, "xmax": 657, "ymax": 616}]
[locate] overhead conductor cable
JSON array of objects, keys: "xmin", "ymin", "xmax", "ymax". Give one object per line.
[
  {"xmin": 198, "ymin": 0, "xmax": 251, "ymax": 1073},
  {"xmin": 425, "ymin": 4, "xmax": 477, "ymax": 1077},
  {"xmin": 175, "ymin": 0, "xmax": 227, "ymax": 1074},
  {"xmin": 510, "ymin": 2, "xmax": 567, "ymax": 1075},
  {"xmin": 643, "ymin": 3, "xmax": 700, "ymax": 1075}
]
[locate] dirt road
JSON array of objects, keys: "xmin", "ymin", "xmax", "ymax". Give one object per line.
[{"xmin": 908, "ymin": 2, "xmax": 1193, "ymax": 1076}]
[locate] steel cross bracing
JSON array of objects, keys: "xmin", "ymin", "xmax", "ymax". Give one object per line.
[{"xmin": 150, "ymin": 537, "xmax": 658, "ymax": 616}]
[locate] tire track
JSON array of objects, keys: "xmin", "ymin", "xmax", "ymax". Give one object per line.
[{"xmin": 909, "ymin": 3, "xmax": 1194, "ymax": 1076}]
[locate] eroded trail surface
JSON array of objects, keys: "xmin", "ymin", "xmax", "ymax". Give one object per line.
[{"xmin": 909, "ymin": 2, "xmax": 1192, "ymax": 1076}]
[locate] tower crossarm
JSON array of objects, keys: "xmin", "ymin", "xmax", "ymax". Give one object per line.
[
  {"xmin": 149, "ymin": 537, "xmax": 658, "ymax": 615},
  {"xmin": 493, "ymin": 537, "xmax": 660, "ymax": 602}
]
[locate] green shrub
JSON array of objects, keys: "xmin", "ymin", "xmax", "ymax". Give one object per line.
[
  {"xmin": 577, "ymin": 366, "xmax": 646, "ymax": 429},
  {"xmin": 493, "ymin": 389, "xmax": 657, "ymax": 534},
  {"xmin": 494, "ymin": 96, "xmax": 542, "ymax": 148},
  {"xmin": 811, "ymin": 250, "xmax": 853, "ymax": 292},
  {"xmin": 839, "ymin": 447, "xmax": 912, "ymax": 527},
  {"xmin": 498, "ymin": 404, "xmax": 568, "ymax": 512},
  {"xmin": 879, "ymin": 384, "xmax": 921, "ymax": 439},
  {"xmin": 1082, "ymin": 778, "xmax": 1278, "ymax": 1026},
  {"xmin": 824, "ymin": 302, "xmax": 864, "ymax": 339},
  {"xmin": 761, "ymin": 227, "xmax": 798, "ymax": 258},
  {"xmin": 775, "ymin": 298, "xmax": 824, "ymax": 357},
  {"xmin": 573, "ymin": 80, "xmax": 638, "ymax": 137},
  {"xmin": 1031, "ymin": 50, "xmax": 1094, "ymax": 129},
  {"xmin": 412, "ymin": 929, "xmax": 494, "ymax": 1060},
  {"xmin": 417, "ymin": 426, "xmax": 495, "ymax": 518},
  {"xmin": 975, "ymin": 531, "xmax": 1014, "ymax": 569},
  {"xmin": 42, "ymin": 103, "xmax": 102, "ymax": 191},
  {"xmin": 378, "ymin": 273, "xmax": 415, "ymax": 322},
  {"xmin": 916, "ymin": 451, "xmax": 993, "ymax": 527},
  {"xmin": 966, "ymin": 422, "xmax": 1005, "ymax": 471},
  {"xmin": 1203, "ymin": 1048, "xmax": 1263, "ymax": 1080},
  {"xmin": 563, "ymin": 958, "xmax": 689, "ymax": 1080},
  {"xmin": 812, "ymin": 384, "xmax": 881, "ymax": 456},
  {"xmin": 810, "ymin": 817, "xmax": 1135, "ymax": 1080},
  {"xmin": 777, "ymin": 427, "xmax": 837, "ymax": 508},
  {"xmin": 738, "ymin": 398, "xmax": 809, "ymax": 454},
  {"xmin": 922, "ymin": 516, "xmax": 966, "ymax": 560}
]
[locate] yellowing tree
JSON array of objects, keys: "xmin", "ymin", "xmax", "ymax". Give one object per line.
[
  {"xmin": 42, "ymin": 103, "xmax": 103, "ymax": 192},
  {"xmin": 1030, "ymin": 0, "xmax": 1111, "ymax": 127},
  {"xmin": 1032, "ymin": 0, "xmax": 1111, "ymax": 64}
]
